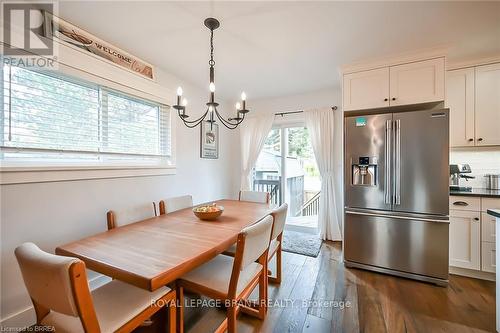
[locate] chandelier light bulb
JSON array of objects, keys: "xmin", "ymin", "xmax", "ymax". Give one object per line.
[
  {"xmin": 209, "ymin": 82, "xmax": 216, "ymax": 92},
  {"xmin": 182, "ymin": 98, "xmax": 188, "ymax": 107},
  {"xmin": 209, "ymin": 105, "xmax": 214, "ymax": 112},
  {"xmin": 235, "ymin": 102, "xmax": 241, "ymax": 110},
  {"xmin": 241, "ymin": 92, "xmax": 246, "ymax": 101},
  {"xmin": 177, "ymin": 87, "xmax": 183, "ymax": 96}
]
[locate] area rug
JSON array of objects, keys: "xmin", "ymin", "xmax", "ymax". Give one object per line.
[{"xmin": 282, "ymin": 230, "xmax": 322, "ymax": 257}]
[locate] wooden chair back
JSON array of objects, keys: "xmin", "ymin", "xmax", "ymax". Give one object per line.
[
  {"xmin": 107, "ymin": 202, "xmax": 156, "ymax": 230},
  {"xmin": 228, "ymin": 215, "xmax": 273, "ymax": 298},
  {"xmin": 270, "ymin": 203, "xmax": 288, "ymax": 241},
  {"xmin": 239, "ymin": 190, "xmax": 270, "ymax": 204},
  {"xmin": 159, "ymin": 195, "xmax": 193, "ymax": 215},
  {"xmin": 15, "ymin": 243, "xmax": 100, "ymax": 332}
]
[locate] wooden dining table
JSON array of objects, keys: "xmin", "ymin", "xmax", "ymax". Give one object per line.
[{"xmin": 56, "ymin": 199, "xmax": 273, "ymax": 292}]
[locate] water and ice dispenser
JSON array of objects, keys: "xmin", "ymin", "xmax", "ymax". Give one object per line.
[{"xmin": 351, "ymin": 156, "xmax": 378, "ymax": 186}]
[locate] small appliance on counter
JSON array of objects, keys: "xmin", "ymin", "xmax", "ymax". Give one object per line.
[
  {"xmin": 450, "ymin": 164, "xmax": 475, "ymax": 191},
  {"xmin": 485, "ymin": 174, "xmax": 500, "ymax": 190}
]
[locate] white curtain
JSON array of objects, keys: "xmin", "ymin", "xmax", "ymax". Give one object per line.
[
  {"xmin": 305, "ymin": 108, "xmax": 342, "ymax": 241},
  {"xmin": 240, "ymin": 114, "xmax": 275, "ymax": 191}
]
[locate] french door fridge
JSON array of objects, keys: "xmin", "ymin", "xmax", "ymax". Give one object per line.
[{"xmin": 344, "ymin": 109, "xmax": 450, "ymax": 286}]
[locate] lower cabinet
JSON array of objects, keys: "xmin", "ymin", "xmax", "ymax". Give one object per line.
[
  {"xmin": 449, "ymin": 195, "xmax": 499, "ymax": 277},
  {"xmin": 449, "ymin": 209, "xmax": 481, "ymax": 270},
  {"xmin": 481, "ymin": 242, "xmax": 496, "ymax": 273}
]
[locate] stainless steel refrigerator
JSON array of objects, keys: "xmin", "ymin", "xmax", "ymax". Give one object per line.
[{"xmin": 344, "ymin": 109, "xmax": 450, "ymax": 286}]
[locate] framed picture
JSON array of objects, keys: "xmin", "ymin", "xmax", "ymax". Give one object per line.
[{"xmin": 200, "ymin": 122, "xmax": 219, "ymax": 159}]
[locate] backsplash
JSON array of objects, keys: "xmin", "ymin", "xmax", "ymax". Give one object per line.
[{"xmin": 450, "ymin": 148, "xmax": 500, "ymax": 188}]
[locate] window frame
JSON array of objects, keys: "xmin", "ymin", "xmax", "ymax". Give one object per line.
[{"xmin": 0, "ymin": 64, "xmax": 176, "ymax": 184}]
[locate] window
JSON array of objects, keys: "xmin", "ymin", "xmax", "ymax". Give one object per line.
[{"xmin": 1, "ymin": 64, "xmax": 171, "ymax": 167}]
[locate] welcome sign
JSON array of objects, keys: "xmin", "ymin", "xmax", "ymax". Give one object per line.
[{"xmin": 43, "ymin": 11, "xmax": 154, "ymax": 80}]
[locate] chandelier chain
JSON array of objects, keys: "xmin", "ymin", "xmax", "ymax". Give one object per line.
[{"xmin": 209, "ymin": 29, "xmax": 215, "ymax": 67}]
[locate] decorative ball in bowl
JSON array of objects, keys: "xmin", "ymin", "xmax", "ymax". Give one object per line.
[{"xmin": 193, "ymin": 203, "xmax": 224, "ymax": 221}]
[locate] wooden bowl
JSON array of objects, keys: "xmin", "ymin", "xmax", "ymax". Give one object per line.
[{"xmin": 193, "ymin": 205, "xmax": 224, "ymax": 221}]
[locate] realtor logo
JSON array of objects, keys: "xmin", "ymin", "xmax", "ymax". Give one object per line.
[{"xmin": 2, "ymin": 2, "xmax": 57, "ymax": 69}]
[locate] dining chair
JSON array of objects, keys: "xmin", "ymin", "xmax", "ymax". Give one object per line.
[
  {"xmin": 15, "ymin": 242, "xmax": 177, "ymax": 333},
  {"xmin": 107, "ymin": 202, "xmax": 156, "ymax": 230},
  {"xmin": 224, "ymin": 203, "xmax": 288, "ymax": 284},
  {"xmin": 238, "ymin": 190, "xmax": 270, "ymax": 204},
  {"xmin": 177, "ymin": 215, "xmax": 274, "ymax": 333},
  {"xmin": 159, "ymin": 195, "xmax": 193, "ymax": 215},
  {"xmin": 267, "ymin": 203, "xmax": 288, "ymax": 284}
]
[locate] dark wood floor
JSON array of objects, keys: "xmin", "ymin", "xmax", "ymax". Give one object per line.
[{"xmin": 181, "ymin": 241, "xmax": 496, "ymax": 333}]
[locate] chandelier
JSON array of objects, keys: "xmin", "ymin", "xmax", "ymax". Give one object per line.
[{"xmin": 173, "ymin": 18, "xmax": 249, "ymax": 129}]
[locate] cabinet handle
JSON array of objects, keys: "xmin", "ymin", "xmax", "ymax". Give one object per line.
[
  {"xmin": 392, "ymin": 97, "xmax": 396, "ymax": 101},
  {"xmin": 474, "ymin": 217, "xmax": 480, "ymax": 221},
  {"xmin": 468, "ymin": 138, "xmax": 474, "ymax": 142},
  {"xmin": 384, "ymin": 98, "xmax": 388, "ymax": 102},
  {"xmin": 453, "ymin": 201, "xmax": 468, "ymax": 206},
  {"xmin": 478, "ymin": 138, "xmax": 483, "ymax": 142}
]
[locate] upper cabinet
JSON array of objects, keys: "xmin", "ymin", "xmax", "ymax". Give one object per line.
[
  {"xmin": 343, "ymin": 68, "xmax": 389, "ymax": 111},
  {"xmin": 343, "ymin": 57, "xmax": 445, "ymax": 112},
  {"xmin": 389, "ymin": 58, "xmax": 445, "ymax": 106},
  {"xmin": 446, "ymin": 62, "xmax": 500, "ymax": 147},
  {"xmin": 446, "ymin": 68, "xmax": 475, "ymax": 147},
  {"xmin": 475, "ymin": 63, "xmax": 500, "ymax": 146}
]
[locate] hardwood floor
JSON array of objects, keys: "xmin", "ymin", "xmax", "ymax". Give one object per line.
[{"xmin": 181, "ymin": 241, "xmax": 496, "ymax": 333}]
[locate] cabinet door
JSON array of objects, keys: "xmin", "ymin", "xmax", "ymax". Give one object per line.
[
  {"xmin": 449, "ymin": 209, "xmax": 480, "ymax": 270},
  {"xmin": 446, "ymin": 68, "xmax": 475, "ymax": 147},
  {"xmin": 475, "ymin": 63, "xmax": 500, "ymax": 146},
  {"xmin": 481, "ymin": 212, "xmax": 496, "ymax": 243},
  {"xmin": 343, "ymin": 67, "xmax": 389, "ymax": 111},
  {"xmin": 481, "ymin": 242, "xmax": 496, "ymax": 273},
  {"xmin": 389, "ymin": 58, "xmax": 445, "ymax": 106}
]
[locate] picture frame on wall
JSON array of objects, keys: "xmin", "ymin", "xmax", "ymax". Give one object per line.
[{"xmin": 200, "ymin": 122, "xmax": 219, "ymax": 159}]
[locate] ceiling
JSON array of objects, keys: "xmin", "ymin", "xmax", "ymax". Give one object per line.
[{"xmin": 59, "ymin": 1, "xmax": 500, "ymax": 101}]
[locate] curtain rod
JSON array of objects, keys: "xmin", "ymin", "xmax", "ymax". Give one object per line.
[{"xmin": 274, "ymin": 106, "xmax": 337, "ymax": 117}]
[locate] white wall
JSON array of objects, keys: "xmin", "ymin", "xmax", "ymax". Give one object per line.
[
  {"xmin": 450, "ymin": 147, "xmax": 500, "ymax": 188},
  {"xmin": 245, "ymin": 86, "xmax": 344, "ymax": 235},
  {"xmin": 0, "ymin": 65, "xmax": 240, "ymax": 327}
]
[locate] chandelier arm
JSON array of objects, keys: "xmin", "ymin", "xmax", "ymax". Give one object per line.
[
  {"xmin": 177, "ymin": 109, "xmax": 209, "ymax": 125},
  {"xmin": 214, "ymin": 109, "xmax": 239, "ymax": 130}
]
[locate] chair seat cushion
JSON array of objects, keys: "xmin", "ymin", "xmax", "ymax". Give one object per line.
[
  {"xmin": 180, "ymin": 254, "xmax": 262, "ymax": 297},
  {"xmin": 41, "ymin": 280, "xmax": 171, "ymax": 333},
  {"xmin": 225, "ymin": 239, "xmax": 280, "ymax": 259}
]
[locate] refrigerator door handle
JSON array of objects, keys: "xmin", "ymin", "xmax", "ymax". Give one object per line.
[
  {"xmin": 394, "ymin": 119, "xmax": 401, "ymax": 205},
  {"xmin": 384, "ymin": 120, "xmax": 392, "ymax": 204}
]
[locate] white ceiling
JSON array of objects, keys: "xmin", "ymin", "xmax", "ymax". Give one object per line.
[{"xmin": 59, "ymin": 1, "xmax": 500, "ymax": 101}]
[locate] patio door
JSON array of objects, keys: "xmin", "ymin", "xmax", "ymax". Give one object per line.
[{"xmin": 253, "ymin": 126, "xmax": 319, "ymax": 231}]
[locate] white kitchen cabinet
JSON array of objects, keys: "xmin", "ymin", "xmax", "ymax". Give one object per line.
[
  {"xmin": 482, "ymin": 242, "xmax": 496, "ymax": 273},
  {"xmin": 446, "ymin": 68, "xmax": 475, "ymax": 147},
  {"xmin": 389, "ymin": 58, "xmax": 445, "ymax": 106},
  {"xmin": 475, "ymin": 63, "xmax": 500, "ymax": 146},
  {"xmin": 342, "ymin": 57, "xmax": 445, "ymax": 111},
  {"xmin": 482, "ymin": 212, "xmax": 496, "ymax": 243},
  {"xmin": 449, "ymin": 209, "xmax": 481, "ymax": 270},
  {"xmin": 343, "ymin": 67, "xmax": 390, "ymax": 111}
]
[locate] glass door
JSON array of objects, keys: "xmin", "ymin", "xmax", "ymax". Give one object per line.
[
  {"xmin": 285, "ymin": 127, "xmax": 319, "ymax": 231},
  {"xmin": 253, "ymin": 126, "xmax": 319, "ymax": 232}
]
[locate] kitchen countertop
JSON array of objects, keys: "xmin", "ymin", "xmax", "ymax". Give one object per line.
[
  {"xmin": 450, "ymin": 188, "xmax": 500, "ymax": 198},
  {"xmin": 488, "ymin": 209, "xmax": 500, "ymax": 218}
]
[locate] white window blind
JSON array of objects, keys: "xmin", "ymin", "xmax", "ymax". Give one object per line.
[{"xmin": 1, "ymin": 64, "xmax": 171, "ymax": 165}]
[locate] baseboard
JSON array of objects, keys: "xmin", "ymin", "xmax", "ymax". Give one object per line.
[
  {"xmin": 0, "ymin": 274, "xmax": 112, "ymax": 328},
  {"xmin": 449, "ymin": 266, "xmax": 496, "ymax": 281}
]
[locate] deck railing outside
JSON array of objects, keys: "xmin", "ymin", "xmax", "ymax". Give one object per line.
[
  {"xmin": 253, "ymin": 179, "xmax": 282, "ymax": 205},
  {"xmin": 301, "ymin": 191, "xmax": 320, "ymax": 216}
]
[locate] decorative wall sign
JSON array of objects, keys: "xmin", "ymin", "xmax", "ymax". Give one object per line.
[
  {"xmin": 42, "ymin": 12, "xmax": 155, "ymax": 80},
  {"xmin": 200, "ymin": 122, "xmax": 219, "ymax": 159}
]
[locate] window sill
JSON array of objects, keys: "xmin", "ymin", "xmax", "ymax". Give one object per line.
[{"xmin": 0, "ymin": 165, "xmax": 176, "ymax": 185}]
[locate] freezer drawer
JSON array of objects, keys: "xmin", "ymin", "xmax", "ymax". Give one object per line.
[{"xmin": 344, "ymin": 210, "xmax": 449, "ymax": 280}]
